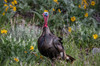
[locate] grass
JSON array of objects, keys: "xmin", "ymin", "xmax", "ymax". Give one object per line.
[
  {"xmin": 0, "ymin": 19, "xmax": 100, "ymax": 66},
  {"xmin": 0, "ymin": 0, "xmax": 100, "ymax": 66}
]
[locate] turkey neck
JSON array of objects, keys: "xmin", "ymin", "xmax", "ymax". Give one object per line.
[
  {"xmin": 43, "ymin": 16, "xmax": 51, "ymax": 34},
  {"xmin": 44, "ymin": 16, "xmax": 48, "ymax": 28}
]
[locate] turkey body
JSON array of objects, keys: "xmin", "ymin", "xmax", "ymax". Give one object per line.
[{"xmin": 38, "ymin": 27, "xmax": 64, "ymax": 61}]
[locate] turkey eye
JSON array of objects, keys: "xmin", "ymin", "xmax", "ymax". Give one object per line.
[
  {"xmin": 44, "ymin": 12, "xmax": 48, "ymax": 16},
  {"xmin": 45, "ymin": 13, "xmax": 48, "ymax": 15}
]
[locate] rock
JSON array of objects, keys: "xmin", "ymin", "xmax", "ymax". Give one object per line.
[{"xmin": 92, "ymin": 48, "xmax": 100, "ymax": 55}]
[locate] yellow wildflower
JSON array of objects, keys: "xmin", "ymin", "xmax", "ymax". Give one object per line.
[
  {"xmin": 91, "ymin": 1, "xmax": 95, "ymax": 6},
  {"xmin": 30, "ymin": 46, "xmax": 34, "ymax": 50},
  {"xmin": 13, "ymin": 7, "xmax": 16, "ymax": 11},
  {"xmin": 35, "ymin": 54, "xmax": 38, "ymax": 56},
  {"xmin": 81, "ymin": 0, "xmax": 88, "ymax": 6},
  {"xmin": 10, "ymin": 5, "xmax": 13, "ymax": 8},
  {"xmin": 84, "ymin": 13, "xmax": 88, "ymax": 17},
  {"xmin": 81, "ymin": 0, "xmax": 84, "ymax": 5},
  {"xmin": 14, "ymin": 0, "xmax": 17, "ymax": 4},
  {"xmin": 84, "ymin": 0, "xmax": 88, "ymax": 5},
  {"xmin": 5, "ymin": 7, "xmax": 9, "ymax": 12},
  {"xmin": 24, "ymin": 51, "xmax": 27, "ymax": 53},
  {"xmin": 53, "ymin": 8, "xmax": 55, "ymax": 11},
  {"xmin": 2, "ymin": 12, "xmax": 5, "ymax": 16},
  {"xmin": 4, "ymin": 4, "xmax": 8, "ymax": 6},
  {"xmin": 1, "ymin": 29, "xmax": 7, "ymax": 34},
  {"xmin": 68, "ymin": 27, "xmax": 72, "ymax": 33},
  {"xmin": 53, "ymin": 0, "xmax": 57, "ymax": 2},
  {"xmin": 40, "ymin": 56, "xmax": 43, "ymax": 59},
  {"xmin": 78, "ymin": 5, "xmax": 81, "ymax": 8},
  {"xmin": 56, "ymin": 1, "xmax": 59, "ymax": 4},
  {"xmin": 53, "ymin": 0, "xmax": 59, "ymax": 4},
  {"xmin": 71, "ymin": 16, "xmax": 76, "ymax": 22},
  {"xmin": 4, "ymin": 0, "xmax": 7, "ymax": 3},
  {"xmin": 93, "ymin": 34, "xmax": 98, "ymax": 39},
  {"xmin": 58, "ymin": 9, "xmax": 61, "ymax": 13},
  {"xmin": 11, "ymin": 2, "xmax": 15, "ymax": 5},
  {"xmin": 14, "ymin": 58, "xmax": 19, "ymax": 62},
  {"xmin": 44, "ymin": 10, "xmax": 48, "ymax": 12},
  {"xmin": 84, "ymin": 5, "xmax": 86, "ymax": 9}
]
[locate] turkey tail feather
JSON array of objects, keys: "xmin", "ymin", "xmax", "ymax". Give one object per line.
[
  {"xmin": 62, "ymin": 51, "xmax": 75, "ymax": 63},
  {"xmin": 66, "ymin": 54, "xmax": 75, "ymax": 63}
]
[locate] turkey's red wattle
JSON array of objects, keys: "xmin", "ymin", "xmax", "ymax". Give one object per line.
[{"xmin": 44, "ymin": 16, "xmax": 48, "ymax": 28}]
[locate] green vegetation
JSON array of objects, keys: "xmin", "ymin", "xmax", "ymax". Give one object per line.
[{"xmin": 0, "ymin": 0, "xmax": 100, "ymax": 66}]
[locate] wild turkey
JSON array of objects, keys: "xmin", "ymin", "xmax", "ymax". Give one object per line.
[{"xmin": 38, "ymin": 10, "xmax": 75, "ymax": 66}]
